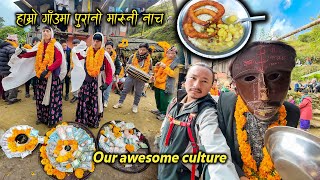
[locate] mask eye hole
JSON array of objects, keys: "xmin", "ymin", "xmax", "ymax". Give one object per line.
[
  {"xmin": 267, "ymin": 73, "xmax": 280, "ymax": 81},
  {"xmin": 244, "ymin": 76, "xmax": 256, "ymax": 82}
]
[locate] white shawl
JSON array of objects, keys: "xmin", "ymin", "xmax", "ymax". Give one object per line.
[{"xmin": 2, "ymin": 31, "xmax": 67, "ymax": 106}]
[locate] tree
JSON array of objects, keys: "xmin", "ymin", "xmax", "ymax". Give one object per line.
[
  {"xmin": 0, "ymin": 26, "xmax": 28, "ymax": 44},
  {"xmin": 286, "ymin": 15, "xmax": 320, "ymax": 64},
  {"xmin": 298, "ymin": 33, "xmax": 313, "ymax": 42},
  {"xmin": 0, "ymin": 17, "xmax": 4, "ymax": 28}
]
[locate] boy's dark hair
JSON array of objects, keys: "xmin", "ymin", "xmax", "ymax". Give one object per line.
[
  {"xmin": 105, "ymin": 41, "xmax": 114, "ymax": 47},
  {"xmin": 60, "ymin": 39, "xmax": 67, "ymax": 44},
  {"xmin": 32, "ymin": 37, "xmax": 40, "ymax": 44}
]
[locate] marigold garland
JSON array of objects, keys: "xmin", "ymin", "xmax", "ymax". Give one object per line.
[
  {"xmin": 75, "ymin": 168, "xmax": 84, "ymax": 179},
  {"xmin": 210, "ymin": 87, "xmax": 219, "ymax": 96},
  {"xmin": 86, "ymin": 46, "xmax": 105, "ymax": 77},
  {"xmin": 35, "ymin": 39, "xmax": 56, "ymax": 78},
  {"xmin": 132, "ymin": 52, "xmax": 151, "ymax": 73},
  {"xmin": 235, "ymin": 95, "xmax": 287, "ymax": 180},
  {"xmin": 110, "ymin": 49, "xmax": 117, "ymax": 62},
  {"xmin": 5, "ymin": 40, "xmax": 18, "ymax": 48},
  {"xmin": 23, "ymin": 44, "xmax": 32, "ymax": 49},
  {"xmin": 125, "ymin": 144, "xmax": 135, "ymax": 153}
]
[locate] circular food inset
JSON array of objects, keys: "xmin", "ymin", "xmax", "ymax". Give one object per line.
[{"xmin": 177, "ymin": 0, "xmax": 252, "ymax": 59}]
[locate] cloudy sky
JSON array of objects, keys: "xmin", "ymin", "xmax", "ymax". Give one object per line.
[
  {"xmin": 0, "ymin": 0, "xmax": 21, "ymax": 26},
  {"xmin": 244, "ymin": 0, "xmax": 320, "ymax": 39},
  {"xmin": 0, "ymin": 0, "xmax": 319, "ymax": 40}
]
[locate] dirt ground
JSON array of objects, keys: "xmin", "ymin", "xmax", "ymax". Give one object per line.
[
  {"xmin": 0, "ymin": 87, "xmax": 319, "ymax": 180},
  {"xmin": 0, "ymin": 87, "xmax": 162, "ymax": 180}
]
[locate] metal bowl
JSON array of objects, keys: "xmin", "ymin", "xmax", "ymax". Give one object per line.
[
  {"xmin": 265, "ymin": 126, "xmax": 320, "ymax": 180},
  {"xmin": 177, "ymin": 0, "xmax": 252, "ymax": 59}
]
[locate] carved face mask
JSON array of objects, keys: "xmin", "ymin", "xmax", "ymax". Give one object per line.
[{"xmin": 231, "ymin": 42, "xmax": 296, "ymax": 121}]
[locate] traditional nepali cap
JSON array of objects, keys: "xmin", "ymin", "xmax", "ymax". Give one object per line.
[
  {"xmin": 93, "ymin": 33, "xmax": 103, "ymax": 41},
  {"xmin": 167, "ymin": 46, "xmax": 178, "ymax": 54},
  {"xmin": 7, "ymin": 34, "xmax": 18, "ymax": 42},
  {"xmin": 139, "ymin": 43, "xmax": 149, "ymax": 49}
]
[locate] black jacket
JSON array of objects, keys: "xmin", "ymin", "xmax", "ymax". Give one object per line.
[
  {"xmin": 64, "ymin": 47, "xmax": 71, "ymax": 72},
  {"xmin": 217, "ymin": 92, "xmax": 300, "ymax": 177},
  {"xmin": 114, "ymin": 56, "xmax": 121, "ymax": 75},
  {"xmin": 0, "ymin": 41, "xmax": 15, "ymax": 76},
  {"xmin": 110, "ymin": 51, "xmax": 121, "ymax": 75}
]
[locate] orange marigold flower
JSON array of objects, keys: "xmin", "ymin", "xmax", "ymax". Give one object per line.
[
  {"xmin": 112, "ymin": 126, "xmax": 121, "ymax": 134},
  {"xmin": 26, "ymin": 143, "xmax": 35, "ymax": 150},
  {"xmin": 125, "ymin": 144, "xmax": 135, "ymax": 153},
  {"xmin": 129, "ymin": 129, "xmax": 134, "ymax": 134},
  {"xmin": 56, "ymin": 172, "xmax": 66, "ymax": 180},
  {"xmin": 89, "ymin": 162, "xmax": 95, "ymax": 172},
  {"xmin": 44, "ymin": 164, "xmax": 53, "ymax": 172},
  {"xmin": 41, "ymin": 158, "xmax": 49, "ymax": 165},
  {"xmin": 47, "ymin": 169, "xmax": 54, "ymax": 176},
  {"xmin": 114, "ymin": 132, "xmax": 122, "ymax": 138},
  {"xmin": 75, "ymin": 168, "xmax": 84, "ymax": 179},
  {"xmin": 17, "ymin": 145, "xmax": 26, "ymax": 152}
]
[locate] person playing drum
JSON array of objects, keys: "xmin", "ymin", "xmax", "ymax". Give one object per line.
[{"xmin": 113, "ymin": 43, "xmax": 153, "ymax": 113}]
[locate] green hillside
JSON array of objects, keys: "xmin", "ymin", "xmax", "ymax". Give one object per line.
[
  {"xmin": 128, "ymin": 0, "xmax": 178, "ymax": 45},
  {"xmin": 284, "ymin": 22, "xmax": 320, "ymax": 64}
]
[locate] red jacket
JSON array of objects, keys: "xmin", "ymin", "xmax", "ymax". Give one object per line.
[
  {"xmin": 19, "ymin": 43, "xmax": 62, "ymax": 72},
  {"xmin": 76, "ymin": 52, "xmax": 113, "ymax": 86},
  {"xmin": 299, "ymin": 96, "xmax": 313, "ymax": 120}
]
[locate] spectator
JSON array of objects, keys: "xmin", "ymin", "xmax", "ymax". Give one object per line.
[
  {"xmin": 294, "ymin": 80, "xmax": 304, "ymax": 92},
  {"xmin": 288, "ymin": 96, "xmax": 295, "ymax": 104},
  {"xmin": 60, "ymin": 39, "xmax": 71, "ymax": 101},
  {"xmin": 315, "ymin": 82, "xmax": 320, "ymax": 93},
  {"xmin": 299, "ymin": 89, "xmax": 313, "ymax": 131},
  {"xmin": 220, "ymin": 81, "xmax": 230, "ymax": 93},
  {"xmin": 25, "ymin": 37, "xmax": 41, "ymax": 100},
  {"xmin": 0, "ymin": 35, "xmax": 21, "ymax": 104}
]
